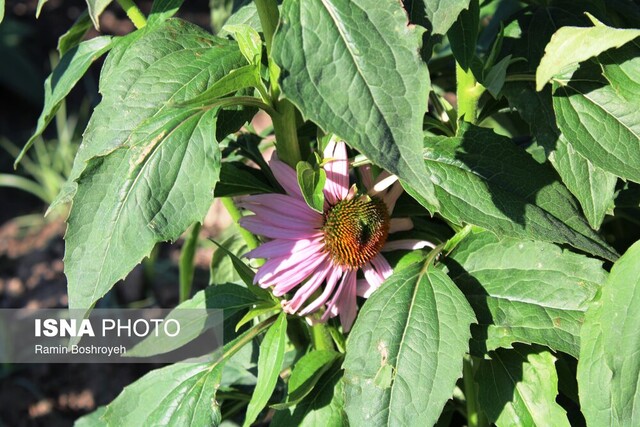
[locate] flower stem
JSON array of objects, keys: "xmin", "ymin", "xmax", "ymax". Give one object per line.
[
  {"xmin": 463, "ymin": 355, "xmax": 487, "ymax": 427},
  {"xmin": 455, "ymin": 62, "xmax": 485, "ymax": 126},
  {"xmin": 178, "ymin": 222, "xmax": 201, "ymax": 303},
  {"xmin": 116, "ymin": 0, "xmax": 147, "ymax": 29},
  {"xmin": 220, "ymin": 197, "xmax": 260, "ymax": 250},
  {"xmin": 311, "ymin": 322, "xmax": 335, "ymax": 351},
  {"xmin": 254, "ymin": 0, "xmax": 302, "ymax": 168}
]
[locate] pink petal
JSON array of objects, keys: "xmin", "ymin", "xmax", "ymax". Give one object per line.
[
  {"xmin": 338, "ymin": 271, "xmax": 357, "ymax": 332},
  {"xmin": 244, "ymin": 236, "xmax": 323, "ymax": 259},
  {"xmin": 362, "ymin": 262, "xmax": 385, "ymax": 288},
  {"xmin": 382, "ymin": 181, "xmax": 404, "ymax": 214},
  {"xmin": 356, "ymin": 278, "xmax": 375, "ymax": 298},
  {"xmin": 323, "ymin": 139, "xmax": 349, "ymax": 204},
  {"xmin": 370, "ymin": 171, "xmax": 397, "ymax": 195},
  {"xmin": 321, "ymin": 269, "xmax": 356, "ymax": 323},
  {"xmin": 239, "ymin": 217, "xmax": 323, "ymax": 240},
  {"xmin": 370, "ymin": 254, "xmax": 393, "ymax": 280},
  {"xmin": 271, "ymin": 253, "xmax": 330, "ymax": 296},
  {"xmin": 270, "ymin": 158, "xmax": 303, "ymax": 198},
  {"xmin": 238, "ymin": 196, "xmax": 320, "ymax": 223},
  {"xmin": 359, "ymin": 164, "xmax": 374, "ymax": 191},
  {"xmin": 389, "ymin": 217, "xmax": 413, "ymax": 233},
  {"xmin": 299, "ymin": 264, "xmax": 343, "ymax": 315},
  {"xmin": 254, "ymin": 242, "xmax": 326, "ymax": 284},
  {"xmin": 282, "ymin": 261, "xmax": 333, "ymax": 313},
  {"xmin": 240, "ymin": 208, "xmax": 322, "ymax": 231},
  {"xmin": 382, "ymin": 239, "xmax": 436, "ymax": 252}
]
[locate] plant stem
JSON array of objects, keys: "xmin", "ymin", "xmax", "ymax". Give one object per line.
[
  {"xmin": 463, "ymin": 356, "xmax": 487, "ymax": 427},
  {"xmin": 116, "ymin": 0, "xmax": 147, "ymax": 29},
  {"xmin": 179, "ymin": 222, "xmax": 201, "ymax": 303},
  {"xmin": 254, "ymin": 0, "xmax": 302, "ymax": 167},
  {"xmin": 456, "ymin": 62, "xmax": 485, "ymax": 126},
  {"xmin": 220, "ymin": 197, "xmax": 260, "ymax": 250},
  {"xmin": 311, "ymin": 322, "xmax": 335, "ymax": 351}
]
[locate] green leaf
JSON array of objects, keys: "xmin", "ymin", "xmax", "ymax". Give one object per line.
[
  {"xmin": 148, "ymin": 0, "xmax": 184, "ymax": 25},
  {"xmin": 578, "ymin": 240, "xmax": 640, "ymax": 426},
  {"xmin": 126, "ymin": 284, "xmax": 259, "ymax": 357},
  {"xmin": 412, "ymin": 0, "xmax": 472, "ymax": 35},
  {"xmin": 220, "ymin": 2, "xmax": 263, "ymax": 35},
  {"xmin": 214, "ymin": 162, "xmax": 275, "ymax": 197},
  {"xmin": 244, "ymin": 312, "xmax": 287, "ymax": 427},
  {"xmin": 51, "ymin": 20, "xmax": 246, "ymax": 212},
  {"xmin": 86, "ymin": 0, "xmax": 112, "ymax": 29},
  {"xmin": 600, "ymin": 41, "xmax": 640, "ymax": 103},
  {"xmin": 296, "ymin": 161, "xmax": 326, "ymax": 213},
  {"xmin": 278, "ymin": 350, "xmax": 341, "ymax": 406},
  {"xmin": 476, "ymin": 346, "xmax": 570, "ymax": 427},
  {"xmin": 406, "ymin": 122, "xmax": 617, "ymax": 261},
  {"xmin": 0, "ymin": 0, "xmax": 4, "ymax": 23},
  {"xmin": 74, "ymin": 406, "xmax": 107, "ymax": 427},
  {"xmin": 343, "ymin": 263, "xmax": 475, "ymax": 426},
  {"xmin": 15, "ymin": 36, "xmax": 113, "ymax": 167},
  {"xmin": 536, "ymin": 14, "xmax": 640, "ymax": 91},
  {"xmin": 234, "ymin": 302, "xmax": 280, "ymax": 331},
  {"xmin": 103, "ymin": 361, "xmax": 224, "ymax": 426},
  {"xmin": 447, "ymin": 0, "xmax": 478, "ymax": 71},
  {"xmin": 549, "ymin": 135, "xmax": 617, "ymax": 229},
  {"xmin": 553, "ymin": 75, "xmax": 640, "ymax": 184},
  {"xmin": 209, "ymin": 233, "xmax": 249, "ymax": 285},
  {"xmin": 57, "ymin": 11, "xmax": 94, "ymax": 56},
  {"xmin": 36, "ymin": 0, "xmax": 48, "ymax": 18},
  {"xmin": 272, "ymin": 0, "xmax": 439, "ymax": 211},
  {"xmin": 444, "ymin": 229, "xmax": 606, "ymax": 357},
  {"xmin": 224, "ymin": 24, "xmax": 262, "ymax": 66},
  {"xmin": 272, "ymin": 363, "xmax": 347, "ymax": 427},
  {"xmin": 503, "ymin": 82, "xmax": 616, "ymax": 229},
  {"xmin": 484, "ymin": 54, "xmax": 512, "ymax": 98},
  {"xmin": 65, "ymin": 108, "xmax": 222, "ymax": 314}
]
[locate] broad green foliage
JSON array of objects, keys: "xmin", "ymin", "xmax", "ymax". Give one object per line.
[
  {"xmin": 578, "ymin": 241, "xmax": 640, "ymax": 426},
  {"xmin": 272, "ymin": 0, "xmax": 439, "ymax": 211},
  {"xmin": 407, "ymin": 123, "xmax": 617, "ymax": 260},
  {"xmin": 21, "ymin": 0, "xmax": 640, "ymax": 425},
  {"xmin": 445, "ymin": 229, "xmax": 606, "ymax": 357},
  {"xmin": 476, "ymin": 346, "xmax": 570, "ymax": 427},
  {"xmin": 343, "ymin": 263, "xmax": 475, "ymax": 426}
]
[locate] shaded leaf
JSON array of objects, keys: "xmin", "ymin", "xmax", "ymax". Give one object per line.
[
  {"xmin": 297, "ymin": 161, "xmax": 326, "ymax": 213},
  {"xmin": 536, "ymin": 14, "xmax": 640, "ymax": 90},
  {"xmin": 578, "ymin": 240, "xmax": 640, "ymax": 426},
  {"xmin": 410, "ymin": 0, "xmax": 472, "ymax": 35},
  {"xmin": 215, "ymin": 162, "xmax": 275, "ymax": 197},
  {"xmin": 148, "ymin": 0, "xmax": 184, "ymax": 25},
  {"xmin": 447, "ymin": 0, "xmax": 478, "ymax": 70},
  {"xmin": 57, "ymin": 10, "xmax": 93, "ymax": 56},
  {"xmin": 476, "ymin": 346, "xmax": 570, "ymax": 427},
  {"xmin": 343, "ymin": 263, "xmax": 475, "ymax": 426},
  {"xmin": 272, "ymin": 0, "xmax": 439, "ymax": 211},
  {"xmin": 445, "ymin": 229, "xmax": 606, "ymax": 357}
]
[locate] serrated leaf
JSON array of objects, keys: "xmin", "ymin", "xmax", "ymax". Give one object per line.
[
  {"xmin": 476, "ymin": 346, "xmax": 570, "ymax": 427},
  {"xmin": 16, "ymin": 36, "xmax": 113, "ymax": 166},
  {"xmin": 549, "ymin": 135, "xmax": 617, "ymax": 229},
  {"xmin": 536, "ymin": 14, "xmax": 640, "ymax": 90},
  {"xmin": 272, "ymin": 0, "xmax": 439, "ymax": 212},
  {"xmin": 503, "ymin": 82, "xmax": 617, "ymax": 229},
  {"xmin": 296, "ymin": 161, "xmax": 326, "ymax": 213},
  {"xmin": 272, "ymin": 362, "xmax": 347, "ymax": 427},
  {"xmin": 57, "ymin": 11, "xmax": 94, "ymax": 55},
  {"xmin": 343, "ymin": 263, "xmax": 475, "ymax": 426},
  {"xmin": 578, "ymin": 240, "xmax": 640, "ymax": 426},
  {"xmin": 103, "ymin": 361, "xmax": 224, "ymax": 426},
  {"xmin": 445, "ymin": 229, "xmax": 606, "ymax": 357},
  {"xmin": 65, "ymin": 108, "xmax": 221, "ymax": 314},
  {"xmin": 406, "ymin": 122, "xmax": 617, "ymax": 261},
  {"xmin": 447, "ymin": 0, "xmax": 478, "ymax": 71},
  {"xmin": 86, "ymin": 0, "xmax": 112, "ymax": 29},
  {"xmin": 411, "ymin": 0, "xmax": 472, "ymax": 35},
  {"xmin": 127, "ymin": 284, "xmax": 259, "ymax": 357},
  {"xmin": 51, "ymin": 20, "xmax": 247, "ymax": 212},
  {"xmin": 244, "ymin": 312, "xmax": 287, "ymax": 427},
  {"xmin": 553, "ymin": 75, "xmax": 640, "ymax": 183},
  {"xmin": 148, "ymin": 0, "xmax": 184, "ymax": 25}
]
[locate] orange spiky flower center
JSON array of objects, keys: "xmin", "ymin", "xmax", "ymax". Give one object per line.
[{"xmin": 322, "ymin": 195, "xmax": 390, "ymax": 268}]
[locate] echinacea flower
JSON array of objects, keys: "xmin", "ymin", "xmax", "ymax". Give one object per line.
[{"xmin": 238, "ymin": 139, "xmax": 434, "ymax": 331}]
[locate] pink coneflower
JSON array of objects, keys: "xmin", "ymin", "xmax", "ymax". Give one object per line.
[{"xmin": 238, "ymin": 139, "xmax": 434, "ymax": 331}]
